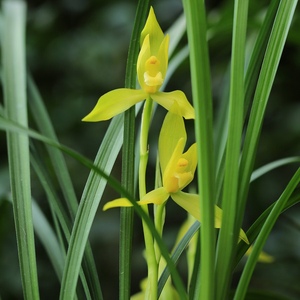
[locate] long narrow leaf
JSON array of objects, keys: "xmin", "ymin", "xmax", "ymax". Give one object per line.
[
  {"xmin": 120, "ymin": 1, "xmax": 149, "ymax": 298},
  {"xmin": 215, "ymin": 1, "xmax": 249, "ymax": 299},
  {"xmin": 32, "ymin": 200, "xmax": 64, "ymax": 279},
  {"xmin": 30, "ymin": 154, "xmax": 66, "ymax": 280},
  {"xmin": 1, "ymin": 2, "xmax": 40, "ymax": 299},
  {"xmin": 214, "ymin": 0, "xmax": 280, "ymax": 206},
  {"xmin": 28, "ymin": 78, "xmax": 98, "ymax": 300},
  {"xmin": 237, "ymin": 0, "xmax": 298, "ymax": 232},
  {"xmin": 251, "ymin": 157, "xmax": 300, "ymax": 182},
  {"xmin": 30, "ymin": 146, "xmax": 93, "ymax": 299},
  {"xmin": 157, "ymin": 221, "xmax": 200, "ymax": 297},
  {"xmin": 4, "ymin": 193, "xmax": 64, "ymax": 285},
  {"xmin": 182, "ymin": 0, "xmax": 216, "ymax": 298},
  {"xmin": 27, "ymin": 77, "xmax": 78, "ymax": 215},
  {"xmin": 59, "ymin": 114, "xmax": 123, "ymax": 300},
  {"xmin": 234, "ymin": 167, "xmax": 300, "ymax": 299},
  {"xmin": 243, "ymin": 0, "xmax": 280, "ymax": 116},
  {"xmin": 234, "ymin": 192, "xmax": 300, "ymax": 267},
  {"xmin": 27, "ymin": 76, "xmax": 102, "ymax": 299}
]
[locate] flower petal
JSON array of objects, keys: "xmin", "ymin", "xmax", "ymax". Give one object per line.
[
  {"xmin": 82, "ymin": 89, "xmax": 147, "ymax": 121},
  {"xmin": 137, "ymin": 33, "xmax": 169, "ymax": 94},
  {"xmin": 137, "ymin": 35, "xmax": 152, "ymax": 92},
  {"xmin": 159, "ymin": 110, "xmax": 186, "ymax": 174},
  {"xmin": 103, "ymin": 188, "xmax": 169, "ymax": 211},
  {"xmin": 103, "ymin": 198, "xmax": 132, "ymax": 211},
  {"xmin": 180, "ymin": 143, "xmax": 197, "ymax": 189},
  {"xmin": 157, "ymin": 34, "xmax": 170, "ymax": 80},
  {"xmin": 171, "ymin": 191, "xmax": 249, "ymax": 243},
  {"xmin": 151, "ymin": 91, "xmax": 195, "ymax": 119},
  {"xmin": 139, "ymin": 187, "xmax": 169, "ymax": 205},
  {"xmin": 163, "ymin": 138, "xmax": 185, "ymax": 193},
  {"xmin": 171, "ymin": 192, "xmax": 222, "ymax": 227},
  {"xmin": 140, "ymin": 7, "xmax": 164, "ymax": 53}
]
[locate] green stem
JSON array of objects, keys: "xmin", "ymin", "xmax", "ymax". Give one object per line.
[
  {"xmin": 139, "ymin": 97, "xmax": 158, "ymax": 300},
  {"xmin": 139, "ymin": 99, "xmax": 152, "ymax": 198},
  {"xmin": 154, "ymin": 203, "xmax": 166, "ymax": 263},
  {"xmin": 153, "ymin": 155, "xmax": 166, "ymax": 291}
]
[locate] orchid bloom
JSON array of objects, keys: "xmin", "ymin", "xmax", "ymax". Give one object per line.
[
  {"xmin": 82, "ymin": 7, "xmax": 194, "ymax": 122},
  {"xmin": 103, "ymin": 110, "xmax": 249, "ymax": 244}
]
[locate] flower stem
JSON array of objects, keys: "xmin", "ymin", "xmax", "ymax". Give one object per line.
[
  {"xmin": 154, "ymin": 203, "xmax": 166, "ymax": 263},
  {"xmin": 139, "ymin": 97, "xmax": 153, "ymax": 198},
  {"xmin": 139, "ymin": 97, "xmax": 158, "ymax": 299}
]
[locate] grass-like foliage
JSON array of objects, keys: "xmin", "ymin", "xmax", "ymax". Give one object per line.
[{"xmin": 0, "ymin": 0, "xmax": 300, "ymax": 299}]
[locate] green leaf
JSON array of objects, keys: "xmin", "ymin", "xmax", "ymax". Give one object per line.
[
  {"xmin": 182, "ymin": 0, "xmax": 215, "ymax": 298},
  {"xmin": 30, "ymin": 154, "xmax": 65, "ymax": 280},
  {"xmin": 1, "ymin": 2, "xmax": 40, "ymax": 299},
  {"xmin": 234, "ymin": 192, "xmax": 300, "ymax": 268},
  {"xmin": 167, "ymin": 12, "xmax": 186, "ymax": 57},
  {"xmin": 32, "ymin": 200, "xmax": 64, "ymax": 279},
  {"xmin": 29, "ymin": 146, "xmax": 93, "ymax": 299},
  {"xmin": 158, "ymin": 221, "xmax": 200, "ymax": 298},
  {"xmin": 234, "ymin": 5, "xmax": 299, "ymax": 293},
  {"xmin": 251, "ymin": 157, "xmax": 300, "ymax": 182},
  {"xmin": 120, "ymin": 1, "xmax": 149, "ymax": 298},
  {"xmin": 27, "ymin": 77, "xmax": 102, "ymax": 299},
  {"xmin": 59, "ymin": 114, "xmax": 124, "ymax": 300},
  {"xmin": 234, "ymin": 167, "xmax": 300, "ymax": 299},
  {"xmin": 4, "ymin": 192, "xmax": 64, "ymax": 288},
  {"xmin": 215, "ymin": 1, "xmax": 249, "ymax": 299},
  {"xmin": 238, "ymin": 0, "xmax": 298, "ymax": 216},
  {"xmin": 214, "ymin": 0, "xmax": 280, "ymax": 205}
]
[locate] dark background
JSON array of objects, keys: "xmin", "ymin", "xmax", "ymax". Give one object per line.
[{"xmin": 1, "ymin": 0, "xmax": 300, "ymax": 299}]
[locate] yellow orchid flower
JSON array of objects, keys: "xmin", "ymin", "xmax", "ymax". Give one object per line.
[
  {"xmin": 82, "ymin": 7, "xmax": 194, "ymax": 122},
  {"xmin": 103, "ymin": 110, "xmax": 249, "ymax": 244}
]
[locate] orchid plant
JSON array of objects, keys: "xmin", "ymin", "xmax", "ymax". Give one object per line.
[
  {"xmin": 1, "ymin": 1, "xmax": 299, "ymax": 300},
  {"xmin": 84, "ymin": 7, "xmax": 248, "ymax": 299},
  {"xmin": 83, "ymin": 10, "xmax": 198, "ymax": 298}
]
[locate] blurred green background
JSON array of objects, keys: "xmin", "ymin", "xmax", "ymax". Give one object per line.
[{"xmin": 1, "ymin": 0, "xmax": 300, "ymax": 299}]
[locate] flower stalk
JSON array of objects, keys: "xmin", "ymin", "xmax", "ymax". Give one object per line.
[{"xmin": 138, "ymin": 97, "xmax": 158, "ymax": 299}]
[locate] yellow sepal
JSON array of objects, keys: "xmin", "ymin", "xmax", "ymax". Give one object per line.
[
  {"xmin": 151, "ymin": 91, "xmax": 195, "ymax": 119},
  {"xmin": 171, "ymin": 191, "xmax": 249, "ymax": 244},
  {"xmin": 103, "ymin": 198, "xmax": 132, "ymax": 211},
  {"xmin": 82, "ymin": 89, "xmax": 147, "ymax": 121}
]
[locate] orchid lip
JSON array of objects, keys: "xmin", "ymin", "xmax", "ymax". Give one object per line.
[{"xmin": 144, "ymin": 71, "xmax": 163, "ymax": 87}]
